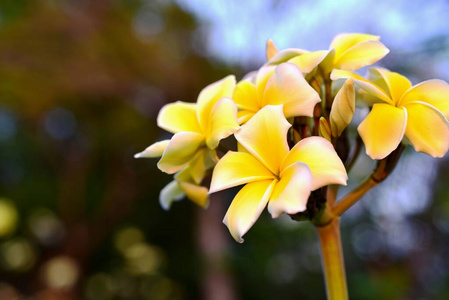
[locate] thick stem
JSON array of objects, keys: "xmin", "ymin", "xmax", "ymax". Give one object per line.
[{"xmin": 316, "ymin": 218, "xmax": 348, "ymax": 300}]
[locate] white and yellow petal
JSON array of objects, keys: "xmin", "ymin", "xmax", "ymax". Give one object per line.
[
  {"xmin": 187, "ymin": 148, "xmax": 218, "ymax": 185},
  {"xmin": 268, "ymin": 162, "xmax": 312, "ymax": 218},
  {"xmin": 288, "ymin": 50, "xmax": 329, "ymax": 74},
  {"xmin": 358, "ymin": 103, "xmax": 407, "ymax": 160},
  {"xmin": 197, "ymin": 75, "xmax": 236, "ymax": 132},
  {"xmin": 266, "ymin": 48, "xmax": 308, "ymax": 66},
  {"xmin": 233, "ymin": 80, "xmax": 259, "ymax": 114},
  {"xmin": 330, "ymin": 78, "xmax": 355, "ymax": 137},
  {"xmin": 157, "ymin": 132, "xmax": 204, "ymax": 174},
  {"xmin": 175, "ymin": 168, "xmax": 209, "ymax": 208},
  {"xmin": 157, "ymin": 101, "xmax": 202, "ymax": 134},
  {"xmin": 266, "ymin": 39, "xmax": 279, "ymax": 60},
  {"xmin": 209, "ymin": 151, "xmax": 275, "ymax": 193},
  {"xmin": 134, "ymin": 140, "xmax": 170, "ymax": 158},
  {"xmin": 237, "ymin": 110, "xmax": 255, "ymax": 125},
  {"xmin": 223, "ymin": 180, "xmax": 276, "ymax": 243},
  {"xmin": 331, "ymin": 69, "xmax": 393, "ymax": 104},
  {"xmin": 281, "ymin": 137, "xmax": 347, "ymax": 190},
  {"xmin": 334, "ymin": 40, "xmax": 389, "ymax": 71},
  {"xmin": 262, "ymin": 63, "xmax": 321, "ymax": 118},
  {"xmin": 235, "ymin": 105, "xmax": 290, "ymax": 174},
  {"xmin": 368, "ymin": 68, "xmax": 411, "ymax": 105},
  {"xmin": 178, "ymin": 181, "xmax": 209, "ymax": 208},
  {"xmin": 255, "ymin": 65, "xmax": 276, "ymax": 106},
  {"xmin": 159, "ymin": 180, "xmax": 185, "ymax": 210},
  {"xmin": 399, "ymin": 80, "xmax": 449, "ymax": 118},
  {"xmin": 330, "ymin": 34, "xmax": 380, "ymax": 55},
  {"xmin": 404, "ymin": 102, "xmax": 449, "ymax": 158},
  {"xmin": 205, "ymin": 98, "xmax": 240, "ymax": 149}
]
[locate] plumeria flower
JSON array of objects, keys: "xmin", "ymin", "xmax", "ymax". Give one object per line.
[
  {"xmin": 233, "ymin": 63, "xmax": 321, "ymax": 124},
  {"xmin": 160, "ymin": 168, "xmax": 209, "ymax": 210},
  {"xmin": 209, "ymin": 105, "xmax": 347, "ymax": 242},
  {"xmin": 135, "ymin": 75, "xmax": 239, "ymax": 174},
  {"xmin": 266, "ymin": 33, "xmax": 389, "ymax": 75},
  {"xmin": 158, "ymin": 148, "xmax": 217, "ymax": 209},
  {"xmin": 331, "ymin": 67, "xmax": 449, "ymax": 159},
  {"xmin": 135, "ymin": 75, "xmax": 240, "ymax": 207}
]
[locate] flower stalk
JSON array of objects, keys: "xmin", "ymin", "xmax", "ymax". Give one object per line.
[
  {"xmin": 333, "ymin": 143, "xmax": 405, "ymax": 216},
  {"xmin": 316, "ymin": 218, "xmax": 348, "ymax": 300}
]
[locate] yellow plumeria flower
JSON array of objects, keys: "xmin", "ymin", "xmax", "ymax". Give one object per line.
[
  {"xmin": 266, "ymin": 33, "xmax": 389, "ymax": 74},
  {"xmin": 135, "ymin": 75, "xmax": 239, "ymax": 173},
  {"xmin": 209, "ymin": 105, "xmax": 347, "ymax": 242},
  {"xmin": 233, "ymin": 63, "xmax": 321, "ymax": 124},
  {"xmin": 135, "ymin": 75, "xmax": 240, "ymax": 208},
  {"xmin": 159, "ymin": 148, "xmax": 217, "ymax": 209},
  {"xmin": 331, "ymin": 67, "xmax": 449, "ymax": 159},
  {"xmin": 160, "ymin": 170, "xmax": 208, "ymax": 210},
  {"xmin": 326, "ymin": 33, "xmax": 390, "ymax": 72}
]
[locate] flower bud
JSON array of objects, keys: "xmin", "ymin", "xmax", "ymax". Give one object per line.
[
  {"xmin": 319, "ymin": 117, "xmax": 332, "ymax": 142},
  {"xmin": 330, "ymin": 79, "xmax": 355, "ymax": 137}
]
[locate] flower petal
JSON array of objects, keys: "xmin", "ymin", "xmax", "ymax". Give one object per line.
[
  {"xmin": 178, "ymin": 181, "xmax": 209, "ymax": 208},
  {"xmin": 157, "ymin": 101, "xmax": 201, "ymax": 134},
  {"xmin": 134, "ymin": 140, "xmax": 170, "ymax": 158},
  {"xmin": 235, "ymin": 105, "xmax": 290, "ymax": 174},
  {"xmin": 157, "ymin": 132, "xmax": 204, "ymax": 174},
  {"xmin": 331, "ymin": 69, "xmax": 393, "ymax": 104},
  {"xmin": 266, "ymin": 48, "xmax": 308, "ymax": 65},
  {"xmin": 262, "ymin": 63, "xmax": 321, "ymax": 118},
  {"xmin": 281, "ymin": 137, "xmax": 347, "ymax": 190},
  {"xmin": 206, "ymin": 98, "xmax": 240, "ymax": 149},
  {"xmin": 175, "ymin": 168, "xmax": 209, "ymax": 208},
  {"xmin": 368, "ymin": 68, "xmax": 411, "ymax": 104},
  {"xmin": 404, "ymin": 102, "xmax": 449, "ymax": 158},
  {"xmin": 266, "ymin": 39, "xmax": 279, "ymax": 60},
  {"xmin": 288, "ymin": 50, "xmax": 329, "ymax": 73},
  {"xmin": 334, "ymin": 40, "xmax": 389, "ymax": 71},
  {"xmin": 187, "ymin": 148, "xmax": 218, "ymax": 185},
  {"xmin": 209, "ymin": 151, "xmax": 275, "ymax": 193},
  {"xmin": 255, "ymin": 65, "xmax": 275, "ymax": 106},
  {"xmin": 330, "ymin": 78, "xmax": 355, "ymax": 137},
  {"xmin": 242, "ymin": 70, "xmax": 258, "ymax": 84},
  {"xmin": 223, "ymin": 180, "xmax": 276, "ymax": 243},
  {"xmin": 399, "ymin": 80, "xmax": 449, "ymax": 118},
  {"xmin": 330, "ymin": 33, "xmax": 380, "ymax": 59},
  {"xmin": 237, "ymin": 110, "xmax": 255, "ymax": 124},
  {"xmin": 159, "ymin": 180, "xmax": 185, "ymax": 210},
  {"xmin": 197, "ymin": 75, "xmax": 236, "ymax": 132},
  {"xmin": 358, "ymin": 103, "xmax": 407, "ymax": 160},
  {"xmin": 233, "ymin": 80, "xmax": 259, "ymax": 112},
  {"xmin": 268, "ymin": 162, "xmax": 312, "ymax": 218}
]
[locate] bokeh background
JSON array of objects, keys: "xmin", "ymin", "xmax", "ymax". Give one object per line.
[{"xmin": 0, "ymin": 0, "xmax": 449, "ymax": 299}]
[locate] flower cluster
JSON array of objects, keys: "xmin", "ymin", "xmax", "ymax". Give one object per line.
[{"xmin": 136, "ymin": 33, "xmax": 449, "ymax": 242}]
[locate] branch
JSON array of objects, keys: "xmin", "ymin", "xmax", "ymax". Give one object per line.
[
  {"xmin": 345, "ymin": 135, "xmax": 362, "ymax": 173},
  {"xmin": 333, "ymin": 144, "xmax": 405, "ymax": 216}
]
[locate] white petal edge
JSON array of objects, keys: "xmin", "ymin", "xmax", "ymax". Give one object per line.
[
  {"xmin": 159, "ymin": 180, "xmax": 185, "ymax": 210},
  {"xmin": 223, "ymin": 180, "xmax": 277, "ymax": 243},
  {"xmin": 134, "ymin": 140, "xmax": 170, "ymax": 158}
]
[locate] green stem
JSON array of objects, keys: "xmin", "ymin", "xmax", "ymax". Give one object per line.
[{"xmin": 316, "ymin": 218, "xmax": 348, "ymax": 300}]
